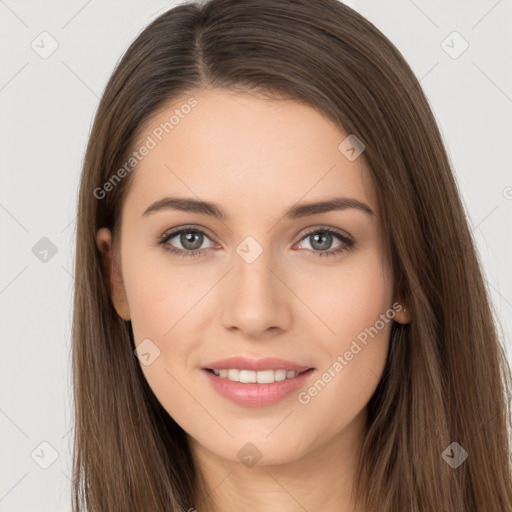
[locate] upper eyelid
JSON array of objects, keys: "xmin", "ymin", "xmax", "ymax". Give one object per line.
[{"xmin": 160, "ymin": 225, "xmax": 216, "ymax": 244}]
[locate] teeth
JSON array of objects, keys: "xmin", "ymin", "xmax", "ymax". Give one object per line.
[
  {"xmin": 274, "ymin": 369, "xmax": 287, "ymax": 381},
  {"xmin": 211, "ymin": 368, "xmax": 303, "ymax": 383},
  {"xmin": 227, "ymin": 369, "xmax": 240, "ymax": 381}
]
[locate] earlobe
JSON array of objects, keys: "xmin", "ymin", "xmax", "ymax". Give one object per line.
[
  {"xmin": 96, "ymin": 227, "xmax": 131, "ymax": 321},
  {"xmin": 393, "ymin": 302, "xmax": 410, "ymax": 324}
]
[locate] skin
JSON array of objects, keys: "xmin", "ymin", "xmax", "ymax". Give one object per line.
[{"xmin": 96, "ymin": 88, "xmax": 409, "ymax": 512}]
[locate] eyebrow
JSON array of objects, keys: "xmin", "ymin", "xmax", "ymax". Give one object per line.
[{"xmin": 142, "ymin": 195, "xmax": 375, "ymax": 219}]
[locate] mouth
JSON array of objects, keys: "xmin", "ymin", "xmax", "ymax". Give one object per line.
[{"xmin": 202, "ymin": 366, "xmax": 316, "ymax": 407}]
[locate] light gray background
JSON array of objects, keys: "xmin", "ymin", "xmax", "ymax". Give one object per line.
[{"xmin": 1, "ymin": 0, "xmax": 511, "ymax": 510}]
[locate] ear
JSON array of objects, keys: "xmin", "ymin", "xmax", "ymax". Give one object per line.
[
  {"xmin": 392, "ymin": 300, "xmax": 410, "ymax": 324},
  {"xmin": 96, "ymin": 227, "xmax": 131, "ymax": 321}
]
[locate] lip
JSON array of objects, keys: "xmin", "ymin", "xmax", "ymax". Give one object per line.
[
  {"xmin": 202, "ymin": 368, "xmax": 315, "ymax": 407},
  {"xmin": 201, "ymin": 356, "xmax": 313, "ymax": 372}
]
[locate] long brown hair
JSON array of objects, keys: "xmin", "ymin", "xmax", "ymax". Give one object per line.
[{"xmin": 71, "ymin": 0, "xmax": 512, "ymax": 510}]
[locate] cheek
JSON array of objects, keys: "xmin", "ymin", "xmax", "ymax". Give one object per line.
[
  {"xmin": 121, "ymin": 240, "xmax": 204, "ymax": 341},
  {"xmin": 296, "ymin": 253, "xmax": 393, "ymax": 423},
  {"xmin": 124, "ymin": 260, "xmax": 203, "ymax": 434},
  {"xmin": 120, "ymin": 246, "xmax": 212, "ymax": 421},
  {"xmin": 305, "ymin": 246, "xmax": 393, "ymax": 344}
]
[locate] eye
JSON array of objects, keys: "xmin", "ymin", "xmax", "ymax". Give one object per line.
[
  {"xmin": 294, "ymin": 227, "xmax": 355, "ymax": 257},
  {"xmin": 158, "ymin": 226, "xmax": 217, "ymax": 259},
  {"xmin": 158, "ymin": 225, "xmax": 355, "ymax": 259}
]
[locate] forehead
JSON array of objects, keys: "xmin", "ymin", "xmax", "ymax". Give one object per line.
[{"xmin": 125, "ymin": 88, "xmax": 377, "ymax": 218}]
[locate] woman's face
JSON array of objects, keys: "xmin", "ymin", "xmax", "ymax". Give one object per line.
[{"xmin": 97, "ymin": 88, "xmax": 407, "ymax": 466}]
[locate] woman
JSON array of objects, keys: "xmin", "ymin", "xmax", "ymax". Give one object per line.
[{"xmin": 71, "ymin": 0, "xmax": 512, "ymax": 510}]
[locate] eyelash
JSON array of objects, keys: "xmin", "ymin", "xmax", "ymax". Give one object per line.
[{"xmin": 158, "ymin": 225, "xmax": 355, "ymax": 259}]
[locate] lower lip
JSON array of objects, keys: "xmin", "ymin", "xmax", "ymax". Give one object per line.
[{"xmin": 202, "ymin": 368, "xmax": 316, "ymax": 407}]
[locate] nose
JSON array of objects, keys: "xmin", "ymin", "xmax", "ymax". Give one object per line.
[{"xmin": 220, "ymin": 246, "xmax": 293, "ymax": 339}]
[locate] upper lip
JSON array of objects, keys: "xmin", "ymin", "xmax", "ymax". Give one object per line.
[{"xmin": 202, "ymin": 356, "xmax": 314, "ymax": 372}]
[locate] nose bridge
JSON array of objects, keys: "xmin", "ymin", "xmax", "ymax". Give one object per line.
[
  {"xmin": 220, "ymin": 235, "xmax": 292, "ymax": 336},
  {"xmin": 235, "ymin": 244, "xmax": 274, "ymax": 297}
]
